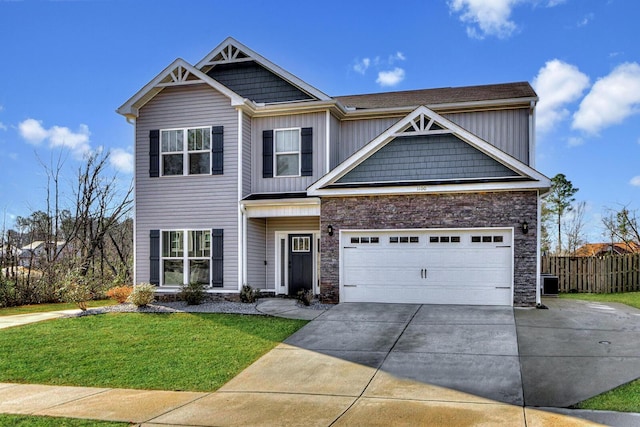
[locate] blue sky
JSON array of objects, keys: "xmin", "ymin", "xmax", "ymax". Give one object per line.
[{"xmin": 0, "ymin": 0, "xmax": 639, "ymax": 242}]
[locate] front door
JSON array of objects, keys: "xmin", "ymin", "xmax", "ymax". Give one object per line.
[{"xmin": 288, "ymin": 234, "xmax": 313, "ymax": 296}]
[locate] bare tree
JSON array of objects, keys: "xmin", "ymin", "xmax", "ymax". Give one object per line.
[
  {"xmin": 602, "ymin": 206, "xmax": 640, "ymax": 249},
  {"xmin": 563, "ymin": 201, "xmax": 587, "ymax": 255}
]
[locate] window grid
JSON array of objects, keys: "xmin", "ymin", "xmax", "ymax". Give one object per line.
[
  {"xmin": 161, "ymin": 127, "xmax": 212, "ymax": 176},
  {"xmin": 162, "ymin": 230, "xmax": 211, "ymax": 286},
  {"xmin": 274, "ymin": 128, "xmax": 301, "ymax": 177}
]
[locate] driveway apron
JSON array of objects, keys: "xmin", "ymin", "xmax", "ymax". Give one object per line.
[{"xmin": 284, "ymin": 302, "xmax": 524, "ymax": 406}]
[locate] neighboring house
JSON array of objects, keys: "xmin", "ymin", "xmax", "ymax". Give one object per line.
[
  {"xmin": 18, "ymin": 241, "xmax": 67, "ymax": 268},
  {"xmin": 574, "ymin": 242, "xmax": 640, "ymax": 257},
  {"xmin": 117, "ymin": 37, "xmax": 550, "ymax": 306}
]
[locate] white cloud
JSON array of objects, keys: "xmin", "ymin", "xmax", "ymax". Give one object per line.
[
  {"xmin": 630, "ymin": 176, "xmax": 640, "ymax": 186},
  {"xmin": 448, "ymin": 0, "xmax": 519, "ymax": 39},
  {"xmin": 353, "ymin": 58, "xmax": 371, "ymax": 75},
  {"xmin": 532, "ymin": 59, "xmax": 590, "ymax": 133},
  {"xmin": 18, "ymin": 118, "xmax": 49, "ymax": 144},
  {"xmin": 573, "ymin": 62, "xmax": 640, "ymax": 134},
  {"xmin": 577, "ymin": 13, "xmax": 594, "ymax": 27},
  {"xmin": 18, "ymin": 118, "xmax": 91, "ymax": 157},
  {"xmin": 376, "ymin": 68, "xmax": 405, "ymax": 87},
  {"xmin": 109, "ymin": 148, "xmax": 134, "ymax": 174},
  {"xmin": 389, "ymin": 52, "xmax": 406, "ymax": 63},
  {"xmin": 0, "ymin": 122, "xmax": 7, "ymax": 131}
]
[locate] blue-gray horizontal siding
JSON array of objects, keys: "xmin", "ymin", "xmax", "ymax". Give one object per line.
[
  {"xmin": 444, "ymin": 108, "xmax": 530, "ymax": 164},
  {"xmin": 135, "ymin": 84, "xmax": 239, "ymax": 290},
  {"xmin": 207, "ymin": 61, "xmax": 313, "ymax": 103},
  {"xmin": 251, "ymin": 112, "xmax": 327, "ymax": 194},
  {"xmin": 337, "ymin": 134, "xmax": 518, "ymax": 183}
]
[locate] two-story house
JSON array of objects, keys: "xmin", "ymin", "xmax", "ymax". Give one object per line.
[{"xmin": 118, "ymin": 37, "xmax": 550, "ymax": 307}]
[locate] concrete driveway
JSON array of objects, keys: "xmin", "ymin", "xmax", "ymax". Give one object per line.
[{"xmin": 284, "ymin": 302, "xmax": 524, "ymax": 405}]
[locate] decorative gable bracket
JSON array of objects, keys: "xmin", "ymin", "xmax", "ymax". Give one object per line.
[
  {"xmin": 201, "ymin": 43, "xmax": 252, "ymax": 67},
  {"xmin": 399, "ymin": 113, "xmax": 450, "ymax": 137}
]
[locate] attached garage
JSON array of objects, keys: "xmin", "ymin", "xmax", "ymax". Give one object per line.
[{"xmin": 340, "ymin": 228, "xmax": 513, "ymax": 306}]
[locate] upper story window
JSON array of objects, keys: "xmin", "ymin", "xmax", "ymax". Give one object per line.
[
  {"xmin": 161, "ymin": 127, "xmax": 211, "ymax": 176},
  {"xmin": 262, "ymin": 127, "xmax": 312, "ymax": 179},
  {"xmin": 275, "ymin": 128, "xmax": 301, "ymax": 177}
]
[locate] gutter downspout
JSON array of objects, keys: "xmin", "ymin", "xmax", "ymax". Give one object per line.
[
  {"xmin": 536, "ymin": 190, "xmax": 542, "ymax": 306},
  {"xmin": 240, "ymin": 203, "xmax": 247, "ymax": 289}
]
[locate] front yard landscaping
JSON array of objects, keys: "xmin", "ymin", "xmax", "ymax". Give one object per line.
[
  {"xmin": 0, "ymin": 300, "xmax": 117, "ymax": 316},
  {"xmin": 560, "ymin": 291, "xmax": 640, "ymax": 310},
  {"xmin": 0, "ymin": 313, "xmax": 306, "ymax": 391}
]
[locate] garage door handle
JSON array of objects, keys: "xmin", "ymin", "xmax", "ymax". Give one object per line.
[{"xmin": 344, "ymin": 284, "xmax": 357, "ymax": 288}]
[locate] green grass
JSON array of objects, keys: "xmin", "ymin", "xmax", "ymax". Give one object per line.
[
  {"xmin": 0, "ymin": 414, "xmax": 128, "ymax": 427},
  {"xmin": 560, "ymin": 291, "xmax": 640, "ymax": 412},
  {"xmin": 0, "ymin": 300, "xmax": 117, "ymax": 316},
  {"xmin": 559, "ymin": 291, "xmax": 640, "ymax": 310},
  {"xmin": 0, "ymin": 313, "xmax": 306, "ymax": 392},
  {"xmin": 575, "ymin": 379, "xmax": 640, "ymax": 413}
]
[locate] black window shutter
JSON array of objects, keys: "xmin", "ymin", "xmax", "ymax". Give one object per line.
[
  {"xmin": 301, "ymin": 127, "xmax": 313, "ymax": 176},
  {"xmin": 149, "ymin": 130, "xmax": 160, "ymax": 178},
  {"xmin": 211, "ymin": 126, "xmax": 224, "ymax": 175},
  {"xmin": 211, "ymin": 229, "xmax": 224, "ymax": 288},
  {"xmin": 262, "ymin": 130, "xmax": 273, "ymax": 178},
  {"xmin": 149, "ymin": 229, "xmax": 160, "ymax": 286}
]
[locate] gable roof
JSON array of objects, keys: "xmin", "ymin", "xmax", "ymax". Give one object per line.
[
  {"xmin": 195, "ymin": 37, "xmax": 331, "ymax": 103},
  {"xmin": 307, "ymin": 105, "xmax": 550, "ymax": 196},
  {"xmin": 117, "ymin": 58, "xmax": 245, "ymax": 118},
  {"xmin": 335, "ymin": 82, "xmax": 537, "ymax": 110}
]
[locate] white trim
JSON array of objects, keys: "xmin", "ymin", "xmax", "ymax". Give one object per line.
[
  {"xmin": 117, "ymin": 58, "xmax": 244, "ymax": 118},
  {"xmin": 159, "ymin": 126, "xmax": 213, "ymax": 177},
  {"xmin": 307, "ymin": 105, "xmax": 550, "ymax": 196},
  {"xmin": 536, "ymin": 190, "xmax": 542, "ymax": 305},
  {"xmin": 238, "ymin": 109, "xmax": 245, "ymax": 290},
  {"xmin": 273, "ymin": 127, "xmax": 302, "ymax": 177},
  {"xmin": 242, "ymin": 198, "xmax": 321, "ymax": 218},
  {"xmin": 195, "ymin": 37, "xmax": 331, "ymax": 102},
  {"xmin": 325, "ymin": 110, "xmax": 331, "ymax": 174},
  {"xmin": 132, "ymin": 118, "xmax": 137, "ymax": 285},
  {"xmin": 310, "ymin": 181, "xmax": 549, "ymax": 198},
  {"xmin": 159, "ymin": 229, "xmax": 212, "ymax": 287},
  {"xmin": 274, "ymin": 230, "xmax": 320, "ymax": 296}
]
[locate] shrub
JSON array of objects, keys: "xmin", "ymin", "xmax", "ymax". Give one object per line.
[
  {"xmin": 106, "ymin": 285, "xmax": 133, "ymax": 304},
  {"xmin": 179, "ymin": 282, "xmax": 206, "ymax": 305},
  {"xmin": 59, "ymin": 275, "xmax": 93, "ymax": 311},
  {"xmin": 297, "ymin": 289, "xmax": 313, "ymax": 306},
  {"xmin": 240, "ymin": 284, "xmax": 260, "ymax": 303},
  {"xmin": 128, "ymin": 283, "xmax": 156, "ymax": 307}
]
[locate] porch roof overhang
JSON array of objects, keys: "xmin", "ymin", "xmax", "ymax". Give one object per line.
[{"xmin": 241, "ymin": 196, "xmax": 320, "ymax": 218}]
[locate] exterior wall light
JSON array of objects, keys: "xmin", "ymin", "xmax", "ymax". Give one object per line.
[
  {"xmin": 521, "ymin": 221, "xmax": 529, "ymax": 234},
  {"xmin": 327, "ymin": 225, "xmax": 334, "ymax": 236}
]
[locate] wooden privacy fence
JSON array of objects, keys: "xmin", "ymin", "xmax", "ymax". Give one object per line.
[{"xmin": 541, "ymin": 254, "xmax": 640, "ymax": 293}]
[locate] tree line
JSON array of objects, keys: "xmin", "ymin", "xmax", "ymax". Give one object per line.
[
  {"xmin": 542, "ymin": 173, "xmax": 639, "ymax": 256},
  {"xmin": 0, "ymin": 151, "xmax": 132, "ymax": 307}
]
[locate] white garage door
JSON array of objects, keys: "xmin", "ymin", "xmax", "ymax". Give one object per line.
[{"xmin": 341, "ymin": 229, "xmax": 513, "ymax": 306}]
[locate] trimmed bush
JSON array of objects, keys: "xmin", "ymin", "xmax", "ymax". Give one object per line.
[
  {"xmin": 59, "ymin": 280, "xmax": 93, "ymax": 311},
  {"xmin": 106, "ymin": 286, "xmax": 133, "ymax": 304},
  {"xmin": 297, "ymin": 289, "xmax": 313, "ymax": 306},
  {"xmin": 128, "ymin": 283, "xmax": 155, "ymax": 307},
  {"xmin": 179, "ymin": 282, "xmax": 206, "ymax": 305},
  {"xmin": 240, "ymin": 284, "xmax": 260, "ymax": 303}
]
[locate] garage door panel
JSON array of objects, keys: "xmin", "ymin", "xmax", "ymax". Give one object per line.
[{"xmin": 341, "ymin": 229, "xmax": 513, "ymax": 306}]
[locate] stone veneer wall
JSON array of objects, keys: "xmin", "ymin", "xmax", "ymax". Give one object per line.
[{"xmin": 320, "ymin": 191, "xmax": 539, "ymax": 306}]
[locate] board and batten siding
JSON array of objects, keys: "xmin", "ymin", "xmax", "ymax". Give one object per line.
[
  {"xmin": 135, "ymin": 85, "xmax": 239, "ymax": 290},
  {"xmin": 329, "ymin": 114, "xmax": 341, "ymax": 169},
  {"xmin": 336, "ymin": 117, "xmax": 402, "ymax": 166},
  {"xmin": 444, "ymin": 108, "xmax": 530, "ymax": 165},
  {"xmin": 246, "ymin": 218, "xmax": 267, "ymax": 289},
  {"xmin": 265, "ymin": 217, "xmax": 320, "ymax": 290},
  {"xmin": 251, "ymin": 112, "xmax": 327, "ymax": 194}
]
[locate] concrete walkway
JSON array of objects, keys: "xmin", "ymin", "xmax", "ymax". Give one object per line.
[
  {"xmin": 0, "ymin": 309, "xmax": 81, "ymax": 329},
  {"xmin": 1, "ymin": 299, "xmax": 639, "ymax": 426}
]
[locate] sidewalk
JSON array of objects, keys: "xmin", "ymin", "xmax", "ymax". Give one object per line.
[{"xmin": 0, "ymin": 309, "xmax": 81, "ymax": 329}]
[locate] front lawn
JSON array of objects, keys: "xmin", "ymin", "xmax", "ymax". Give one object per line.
[
  {"xmin": 561, "ymin": 291, "xmax": 640, "ymax": 412},
  {"xmin": 559, "ymin": 291, "xmax": 640, "ymax": 310},
  {"xmin": 0, "ymin": 300, "xmax": 117, "ymax": 316},
  {"xmin": 0, "ymin": 313, "xmax": 306, "ymax": 391},
  {"xmin": 0, "ymin": 414, "xmax": 128, "ymax": 427}
]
